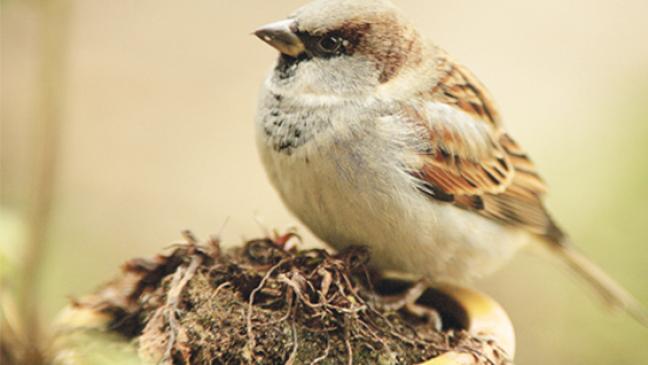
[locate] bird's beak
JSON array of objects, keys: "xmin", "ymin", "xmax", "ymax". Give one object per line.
[{"xmin": 254, "ymin": 19, "xmax": 305, "ymax": 57}]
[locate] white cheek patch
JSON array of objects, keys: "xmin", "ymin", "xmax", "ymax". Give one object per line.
[{"xmin": 283, "ymin": 56, "xmax": 379, "ymax": 97}]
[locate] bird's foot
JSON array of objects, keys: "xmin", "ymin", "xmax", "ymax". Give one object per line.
[{"xmin": 379, "ymin": 279, "xmax": 442, "ymax": 331}]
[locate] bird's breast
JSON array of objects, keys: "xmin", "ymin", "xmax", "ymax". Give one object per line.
[
  {"xmin": 256, "ymin": 89, "xmax": 404, "ymax": 241},
  {"xmin": 255, "ymin": 88, "xmax": 528, "ymax": 284}
]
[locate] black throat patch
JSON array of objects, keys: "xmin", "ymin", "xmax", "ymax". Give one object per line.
[
  {"xmin": 275, "ymin": 54, "xmax": 308, "ymax": 81},
  {"xmin": 261, "ymin": 91, "xmax": 331, "ymax": 155}
]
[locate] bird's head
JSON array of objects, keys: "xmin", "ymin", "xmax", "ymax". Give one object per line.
[{"xmin": 255, "ymin": 0, "xmax": 424, "ymax": 96}]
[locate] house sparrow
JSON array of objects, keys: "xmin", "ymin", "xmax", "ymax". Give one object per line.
[{"xmin": 254, "ymin": 0, "xmax": 646, "ymax": 324}]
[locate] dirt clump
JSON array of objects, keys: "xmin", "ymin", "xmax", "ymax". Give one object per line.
[{"xmin": 72, "ymin": 232, "xmax": 511, "ymax": 364}]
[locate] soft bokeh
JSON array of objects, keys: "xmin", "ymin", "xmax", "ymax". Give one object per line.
[{"xmin": 2, "ymin": 0, "xmax": 647, "ymax": 363}]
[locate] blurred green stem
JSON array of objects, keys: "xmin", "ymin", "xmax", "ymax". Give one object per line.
[{"xmin": 18, "ymin": 0, "xmax": 71, "ymax": 363}]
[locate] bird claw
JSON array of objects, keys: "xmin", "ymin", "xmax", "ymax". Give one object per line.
[
  {"xmin": 403, "ymin": 302, "xmax": 443, "ymax": 331},
  {"xmin": 379, "ymin": 279, "xmax": 443, "ymax": 331}
]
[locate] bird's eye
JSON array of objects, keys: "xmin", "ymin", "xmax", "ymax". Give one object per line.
[{"xmin": 318, "ymin": 36, "xmax": 342, "ymax": 53}]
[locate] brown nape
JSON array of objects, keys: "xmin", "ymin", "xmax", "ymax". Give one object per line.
[{"xmin": 333, "ymin": 22, "xmax": 371, "ymax": 55}]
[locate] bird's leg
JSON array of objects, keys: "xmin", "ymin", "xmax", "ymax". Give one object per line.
[
  {"xmin": 379, "ymin": 279, "xmax": 443, "ymax": 331},
  {"xmin": 380, "ymin": 279, "xmax": 426, "ymax": 311},
  {"xmin": 403, "ymin": 301, "xmax": 443, "ymax": 331}
]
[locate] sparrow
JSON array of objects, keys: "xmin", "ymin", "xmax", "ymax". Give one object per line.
[{"xmin": 253, "ymin": 0, "xmax": 646, "ymax": 324}]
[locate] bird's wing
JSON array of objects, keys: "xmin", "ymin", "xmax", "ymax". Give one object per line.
[{"xmin": 402, "ymin": 59, "xmax": 564, "ymax": 242}]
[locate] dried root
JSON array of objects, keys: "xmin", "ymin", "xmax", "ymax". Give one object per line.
[{"xmin": 70, "ymin": 232, "xmax": 512, "ymax": 365}]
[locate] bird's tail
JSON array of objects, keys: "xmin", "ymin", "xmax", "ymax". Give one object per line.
[{"xmin": 550, "ymin": 242, "xmax": 648, "ymax": 327}]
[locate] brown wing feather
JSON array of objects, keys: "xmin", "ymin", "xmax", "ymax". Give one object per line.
[
  {"xmin": 408, "ymin": 58, "xmax": 564, "ymax": 242},
  {"xmin": 424, "ymin": 58, "xmax": 501, "ymax": 126},
  {"xmin": 404, "ymin": 50, "xmax": 646, "ymax": 327}
]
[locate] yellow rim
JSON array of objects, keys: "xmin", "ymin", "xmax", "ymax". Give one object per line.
[
  {"xmin": 438, "ymin": 284, "xmax": 515, "ymax": 356},
  {"xmin": 415, "ymin": 284, "xmax": 515, "ymax": 365},
  {"xmin": 419, "ymin": 352, "xmax": 480, "ymax": 365}
]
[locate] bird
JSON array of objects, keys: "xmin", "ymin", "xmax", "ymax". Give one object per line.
[{"xmin": 253, "ymin": 0, "xmax": 646, "ymax": 325}]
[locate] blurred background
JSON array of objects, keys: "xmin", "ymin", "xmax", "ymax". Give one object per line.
[{"xmin": 1, "ymin": 0, "xmax": 647, "ymax": 363}]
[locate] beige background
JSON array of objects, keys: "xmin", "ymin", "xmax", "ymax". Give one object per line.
[{"xmin": 2, "ymin": 0, "xmax": 648, "ymax": 363}]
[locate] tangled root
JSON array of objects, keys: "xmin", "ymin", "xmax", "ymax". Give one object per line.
[{"xmin": 71, "ymin": 232, "xmax": 511, "ymax": 365}]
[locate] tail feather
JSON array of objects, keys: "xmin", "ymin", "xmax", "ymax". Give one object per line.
[{"xmin": 552, "ymin": 243, "xmax": 648, "ymax": 327}]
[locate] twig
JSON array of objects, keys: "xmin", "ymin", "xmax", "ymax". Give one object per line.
[
  {"xmin": 262, "ymin": 288, "xmax": 294, "ymax": 326},
  {"xmin": 161, "ymin": 254, "xmax": 203, "ymax": 363},
  {"xmin": 161, "ymin": 267, "xmax": 184, "ymax": 364},
  {"xmin": 309, "ymin": 338, "xmax": 331, "ymax": 365},
  {"xmin": 245, "ymin": 258, "xmax": 288, "ymax": 358},
  {"xmin": 344, "ymin": 317, "xmax": 353, "ymax": 365},
  {"xmin": 278, "ymin": 273, "xmax": 325, "ymax": 309},
  {"xmin": 284, "ymin": 314, "xmax": 299, "ymax": 365},
  {"xmin": 208, "ymin": 281, "xmax": 232, "ymax": 302},
  {"xmin": 16, "ymin": 1, "xmax": 71, "ymax": 364},
  {"xmin": 181, "ymin": 230, "xmax": 198, "ymax": 244}
]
